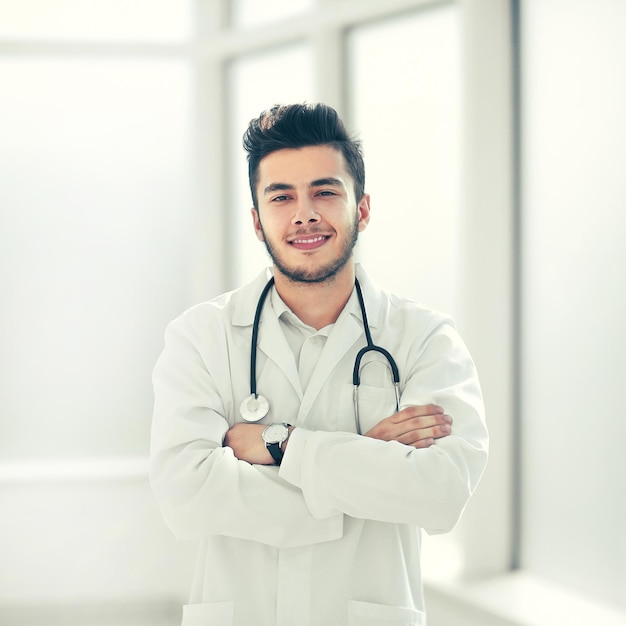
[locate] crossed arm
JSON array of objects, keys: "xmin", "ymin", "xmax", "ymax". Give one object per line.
[{"xmin": 224, "ymin": 404, "xmax": 453, "ymax": 465}]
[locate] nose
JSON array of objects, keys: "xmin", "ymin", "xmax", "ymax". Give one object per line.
[{"xmin": 291, "ymin": 198, "xmax": 320, "ymax": 226}]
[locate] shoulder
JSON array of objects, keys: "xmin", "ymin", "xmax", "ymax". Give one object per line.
[
  {"xmin": 357, "ymin": 265, "xmax": 454, "ymax": 335},
  {"xmin": 380, "ymin": 291, "xmax": 460, "ymax": 361},
  {"xmin": 386, "ymin": 289, "xmax": 453, "ymax": 329}
]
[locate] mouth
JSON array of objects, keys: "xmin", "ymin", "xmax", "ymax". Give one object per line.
[{"xmin": 288, "ymin": 234, "xmax": 331, "ymax": 251}]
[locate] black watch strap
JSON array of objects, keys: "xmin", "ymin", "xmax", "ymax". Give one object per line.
[{"xmin": 266, "ymin": 442, "xmax": 284, "ymax": 465}]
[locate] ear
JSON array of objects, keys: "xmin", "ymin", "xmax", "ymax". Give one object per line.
[
  {"xmin": 251, "ymin": 207, "xmax": 265, "ymax": 242},
  {"xmin": 357, "ymin": 194, "xmax": 371, "ymax": 233}
]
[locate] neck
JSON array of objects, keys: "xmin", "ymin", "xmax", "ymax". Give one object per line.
[{"xmin": 273, "ymin": 264, "xmax": 356, "ymax": 330}]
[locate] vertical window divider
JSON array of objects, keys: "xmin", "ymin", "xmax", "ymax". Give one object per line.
[{"xmin": 193, "ymin": 0, "xmax": 230, "ymax": 298}]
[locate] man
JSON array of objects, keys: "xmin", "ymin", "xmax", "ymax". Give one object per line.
[{"xmin": 151, "ymin": 103, "xmax": 488, "ymax": 625}]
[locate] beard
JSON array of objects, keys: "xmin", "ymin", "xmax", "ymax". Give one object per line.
[{"xmin": 258, "ymin": 216, "xmax": 359, "ymax": 284}]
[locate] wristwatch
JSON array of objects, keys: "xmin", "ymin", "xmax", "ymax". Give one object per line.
[{"xmin": 262, "ymin": 422, "xmax": 291, "ymax": 465}]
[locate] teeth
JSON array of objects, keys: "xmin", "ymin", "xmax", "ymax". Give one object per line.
[{"xmin": 293, "ymin": 236, "xmax": 325, "ymax": 244}]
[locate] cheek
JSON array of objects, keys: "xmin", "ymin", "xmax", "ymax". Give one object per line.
[{"xmin": 255, "ymin": 211, "xmax": 284, "ymax": 243}]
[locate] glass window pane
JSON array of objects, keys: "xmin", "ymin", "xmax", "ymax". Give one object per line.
[
  {"xmin": 348, "ymin": 4, "xmax": 461, "ymax": 317},
  {"xmin": 521, "ymin": 0, "xmax": 626, "ymax": 611},
  {"xmin": 231, "ymin": 0, "xmax": 314, "ymax": 30},
  {"xmin": 348, "ymin": 5, "xmax": 462, "ymax": 579},
  {"xmin": 228, "ymin": 44, "xmax": 315, "ymax": 286},
  {"xmin": 0, "ymin": 0, "xmax": 192, "ymax": 42},
  {"xmin": 0, "ymin": 58, "xmax": 193, "ymax": 459}
]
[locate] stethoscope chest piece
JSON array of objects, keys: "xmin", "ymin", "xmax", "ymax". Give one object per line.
[
  {"xmin": 239, "ymin": 277, "xmax": 275, "ymax": 422},
  {"xmin": 239, "ymin": 393, "xmax": 269, "ymax": 422}
]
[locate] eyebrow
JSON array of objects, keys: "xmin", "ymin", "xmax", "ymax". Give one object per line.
[
  {"xmin": 311, "ymin": 177, "xmax": 344, "ymax": 188},
  {"xmin": 263, "ymin": 182, "xmax": 294, "ymax": 195},
  {"xmin": 263, "ymin": 178, "xmax": 345, "ymax": 196}
]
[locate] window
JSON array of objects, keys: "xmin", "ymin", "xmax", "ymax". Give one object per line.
[
  {"xmin": 0, "ymin": 0, "xmax": 191, "ymax": 42},
  {"xmin": 0, "ymin": 7, "xmax": 194, "ymax": 459},
  {"xmin": 3, "ymin": 0, "xmax": 624, "ymax": 623},
  {"xmin": 230, "ymin": 0, "xmax": 314, "ymax": 29},
  {"xmin": 348, "ymin": 5, "xmax": 461, "ymax": 316}
]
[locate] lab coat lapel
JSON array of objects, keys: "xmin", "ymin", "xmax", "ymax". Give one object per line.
[
  {"xmin": 232, "ymin": 269, "xmax": 302, "ymax": 401},
  {"xmin": 297, "ymin": 266, "xmax": 384, "ymax": 423},
  {"xmin": 297, "ymin": 304, "xmax": 363, "ymax": 423},
  {"xmin": 231, "ymin": 265, "xmax": 383, "ymax": 417},
  {"xmin": 257, "ymin": 313, "xmax": 303, "ymax": 401}
]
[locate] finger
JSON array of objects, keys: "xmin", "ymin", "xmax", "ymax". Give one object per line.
[
  {"xmin": 401, "ymin": 412, "xmax": 452, "ymax": 432},
  {"xmin": 364, "ymin": 410, "xmax": 451, "ymax": 443},
  {"xmin": 411, "ymin": 438, "xmax": 435, "ymax": 449},
  {"xmin": 394, "ymin": 404, "xmax": 444, "ymax": 423},
  {"xmin": 379, "ymin": 413, "xmax": 452, "ymax": 443},
  {"xmin": 397, "ymin": 421, "xmax": 452, "ymax": 446}
]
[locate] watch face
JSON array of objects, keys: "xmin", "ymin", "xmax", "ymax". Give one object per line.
[{"xmin": 263, "ymin": 423, "xmax": 287, "ymax": 444}]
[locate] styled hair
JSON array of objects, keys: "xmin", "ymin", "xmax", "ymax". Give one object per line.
[{"xmin": 242, "ymin": 103, "xmax": 365, "ymax": 209}]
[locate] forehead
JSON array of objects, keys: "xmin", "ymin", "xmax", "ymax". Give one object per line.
[{"xmin": 257, "ymin": 144, "xmax": 350, "ymax": 186}]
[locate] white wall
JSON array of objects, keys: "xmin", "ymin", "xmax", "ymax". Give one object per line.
[{"xmin": 0, "ymin": 463, "xmax": 195, "ymax": 625}]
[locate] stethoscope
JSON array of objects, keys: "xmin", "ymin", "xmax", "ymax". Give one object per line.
[{"xmin": 239, "ymin": 277, "xmax": 400, "ymax": 433}]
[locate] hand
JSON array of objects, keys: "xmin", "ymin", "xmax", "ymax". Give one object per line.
[
  {"xmin": 364, "ymin": 404, "xmax": 452, "ymax": 449},
  {"xmin": 224, "ymin": 422, "xmax": 274, "ymax": 465}
]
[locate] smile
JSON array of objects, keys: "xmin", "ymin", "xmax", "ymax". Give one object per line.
[
  {"xmin": 291, "ymin": 236, "xmax": 327, "ymax": 244},
  {"xmin": 289, "ymin": 234, "xmax": 330, "ymax": 251}
]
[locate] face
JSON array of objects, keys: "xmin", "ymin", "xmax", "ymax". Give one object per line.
[{"xmin": 251, "ymin": 145, "xmax": 370, "ymax": 284}]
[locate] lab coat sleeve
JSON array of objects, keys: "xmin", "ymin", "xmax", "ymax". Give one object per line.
[
  {"xmin": 150, "ymin": 311, "xmax": 343, "ymax": 548},
  {"xmin": 279, "ymin": 321, "xmax": 488, "ymax": 534}
]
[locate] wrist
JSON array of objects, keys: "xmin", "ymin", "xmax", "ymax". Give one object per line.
[
  {"xmin": 281, "ymin": 426, "xmax": 295, "ymax": 453},
  {"xmin": 262, "ymin": 422, "xmax": 292, "ymax": 465}
]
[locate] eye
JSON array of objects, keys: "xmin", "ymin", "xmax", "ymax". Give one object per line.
[
  {"xmin": 317, "ymin": 190, "xmax": 337, "ymax": 197},
  {"xmin": 271, "ymin": 194, "xmax": 290, "ymax": 202}
]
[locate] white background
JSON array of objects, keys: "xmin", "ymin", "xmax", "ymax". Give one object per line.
[{"xmin": 0, "ymin": 0, "xmax": 624, "ymax": 624}]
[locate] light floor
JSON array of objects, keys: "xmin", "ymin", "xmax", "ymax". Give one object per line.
[{"xmin": 0, "ymin": 602, "xmax": 180, "ymax": 626}]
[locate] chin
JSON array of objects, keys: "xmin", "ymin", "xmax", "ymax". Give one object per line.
[{"xmin": 276, "ymin": 259, "xmax": 350, "ymax": 284}]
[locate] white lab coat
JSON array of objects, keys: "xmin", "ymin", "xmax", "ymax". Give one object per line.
[{"xmin": 150, "ymin": 265, "xmax": 488, "ymax": 626}]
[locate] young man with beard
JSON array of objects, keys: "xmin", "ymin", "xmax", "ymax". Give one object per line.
[{"xmin": 150, "ymin": 103, "xmax": 488, "ymax": 626}]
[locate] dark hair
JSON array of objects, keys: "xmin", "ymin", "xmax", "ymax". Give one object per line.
[{"xmin": 242, "ymin": 103, "xmax": 365, "ymax": 209}]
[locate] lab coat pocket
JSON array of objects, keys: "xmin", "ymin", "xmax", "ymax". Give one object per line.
[
  {"xmin": 349, "ymin": 383, "xmax": 400, "ymax": 435},
  {"xmin": 181, "ymin": 601, "xmax": 234, "ymax": 625},
  {"xmin": 348, "ymin": 600, "xmax": 425, "ymax": 625}
]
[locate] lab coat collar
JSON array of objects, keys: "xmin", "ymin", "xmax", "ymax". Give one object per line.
[
  {"xmin": 231, "ymin": 267, "xmax": 275, "ymax": 328},
  {"xmin": 230, "ymin": 264, "xmax": 384, "ymax": 330}
]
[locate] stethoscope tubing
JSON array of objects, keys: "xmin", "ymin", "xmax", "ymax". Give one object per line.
[
  {"xmin": 244, "ymin": 276, "xmax": 400, "ymax": 433},
  {"xmin": 249, "ymin": 276, "xmax": 275, "ymax": 400},
  {"xmin": 352, "ymin": 280, "xmax": 400, "ymax": 385},
  {"xmin": 352, "ymin": 280, "xmax": 400, "ymax": 433}
]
